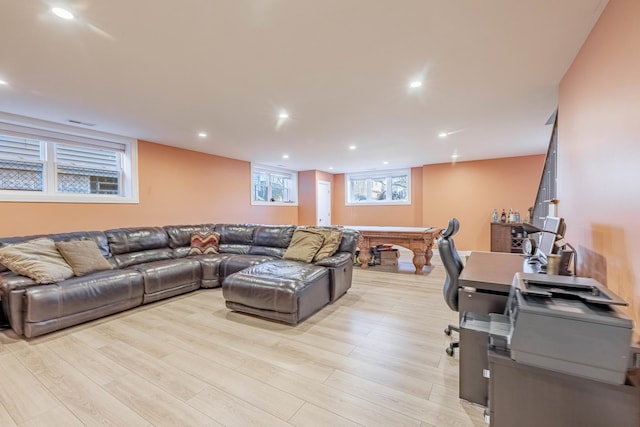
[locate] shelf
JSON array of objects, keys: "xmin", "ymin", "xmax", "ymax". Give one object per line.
[{"xmin": 491, "ymin": 223, "xmax": 526, "ymax": 253}]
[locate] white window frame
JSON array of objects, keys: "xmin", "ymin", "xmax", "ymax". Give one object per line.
[
  {"xmin": 251, "ymin": 163, "xmax": 298, "ymax": 206},
  {"xmin": 0, "ymin": 112, "xmax": 138, "ymax": 203},
  {"xmin": 345, "ymin": 168, "xmax": 411, "ymax": 205}
]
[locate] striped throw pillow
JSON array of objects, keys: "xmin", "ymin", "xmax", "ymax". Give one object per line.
[{"xmin": 188, "ymin": 231, "xmax": 220, "ymax": 255}]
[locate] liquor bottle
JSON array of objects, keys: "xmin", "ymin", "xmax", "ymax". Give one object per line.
[
  {"xmin": 492, "ymin": 209, "xmax": 499, "ymax": 223},
  {"xmin": 500, "ymin": 209, "xmax": 507, "ymax": 223},
  {"xmin": 508, "ymin": 208, "xmax": 515, "ymax": 223},
  {"xmin": 515, "ymin": 209, "xmax": 521, "ymax": 223}
]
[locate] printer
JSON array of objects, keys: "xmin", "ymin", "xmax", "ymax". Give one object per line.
[{"xmin": 497, "ymin": 272, "xmax": 633, "ymax": 385}]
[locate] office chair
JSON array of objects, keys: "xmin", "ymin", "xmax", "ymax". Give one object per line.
[{"xmin": 439, "ymin": 218, "xmax": 464, "ymax": 356}]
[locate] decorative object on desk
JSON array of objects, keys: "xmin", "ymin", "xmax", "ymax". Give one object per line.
[
  {"xmin": 492, "ymin": 209, "xmax": 499, "ymax": 223},
  {"xmin": 558, "ymin": 248, "xmax": 574, "ymax": 275},
  {"xmin": 546, "ymin": 254, "xmax": 561, "ymax": 275},
  {"xmin": 522, "ymin": 236, "xmax": 537, "ymax": 256},
  {"xmin": 438, "ymin": 218, "xmax": 464, "ymax": 356}
]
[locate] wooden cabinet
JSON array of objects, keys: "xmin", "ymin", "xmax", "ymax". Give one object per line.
[{"xmin": 491, "ymin": 223, "xmax": 525, "ymax": 253}]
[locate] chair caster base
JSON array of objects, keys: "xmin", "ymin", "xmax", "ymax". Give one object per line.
[
  {"xmin": 444, "ymin": 327, "xmax": 452, "ymax": 336},
  {"xmin": 445, "ymin": 341, "xmax": 459, "ymax": 357}
]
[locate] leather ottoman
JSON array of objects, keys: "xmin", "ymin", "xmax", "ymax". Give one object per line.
[{"xmin": 222, "ymin": 260, "xmax": 330, "ymax": 324}]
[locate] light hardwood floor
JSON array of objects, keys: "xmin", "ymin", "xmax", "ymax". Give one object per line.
[{"xmin": 0, "ymin": 255, "xmax": 485, "ymax": 426}]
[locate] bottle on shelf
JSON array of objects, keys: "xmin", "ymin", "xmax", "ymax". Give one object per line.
[
  {"xmin": 500, "ymin": 209, "xmax": 507, "ymax": 223},
  {"xmin": 508, "ymin": 208, "xmax": 515, "ymax": 223},
  {"xmin": 515, "ymin": 209, "xmax": 521, "ymax": 223},
  {"xmin": 492, "ymin": 209, "xmax": 499, "ymax": 223}
]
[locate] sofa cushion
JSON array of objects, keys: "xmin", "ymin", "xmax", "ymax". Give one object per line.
[
  {"xmin": 0, "ymin": 231, "xmax": 110, "ymax": 273},
  {"xmin": 336, "ymin": 228, "xmax": 360, "ymax": 254},
  {"xmin": 188, "ymin": 231, "xmax": 220, "ymax": 255},
  {"xmin": 217, "ymin": 224, "xmax": 256, "ymax": 254},
  {"xmin": 309, "ymin": 227, "xmax": 343, "ymax": 261},
  {"xmin": 131, "ymin": 258, "xmax": 201, "ymax": 303},
  {"xmin": 248, "ymin": 225, "xmax": 296, "ymax": 258},
  {"xmin": 164, "ymin": 224, "xmax": 216, "ymax": 249},
  {"xmin": 283, "ymin": 229, "xmax": 325, "ymax": 263},
  {"xmin": 218, "ymin": 254, "xmax": 279, "ymax": 278},
  {"xmin": 56, "ymin": 240, "xmax": 113, "ymax": 277},
  {"xmin": 192, "ymin": 253, "xmax": 233, "ymax": 288},
  {"xmin": 111, "ymin": 248, "xmax": 175, "ymax": 269},
  {"xmin": 21, "ymin": 269, "xmax": 144, "ymax": 337},
  {"xmin": 0, "ymin": 238, "xmax": 74, "ymax": 284},
  {"xmin": 105, "ymin": 227, "xmax": 169, "ymax": 255}
]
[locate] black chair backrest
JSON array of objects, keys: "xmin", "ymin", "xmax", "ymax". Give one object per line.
[{"xmin": 438, "ymin": 218, "xmax": 464, "ymax": 312}]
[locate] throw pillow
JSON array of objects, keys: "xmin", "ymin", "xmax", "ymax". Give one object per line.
[
  {"xmin": 189, "ymin": 231, "xmax": 221, "ymax": 255},
  {"xmin": 311, "ymin": 227, "xmax": 343, "ymax": 261},
  {"xmin": 56, "ymin": 240, "xmax": 113, "ymax": 277},
  {"xmin": 283, "ymin": 229, "xmax": 325, "ymax": 263},
  {"xmin": 0, "ymin": 238, "xmax": 74, "ymax": 284}
]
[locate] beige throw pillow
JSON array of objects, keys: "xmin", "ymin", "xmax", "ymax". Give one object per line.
[
  {"xmin": 310, "ymin": 228, "xmax": 343, "ymax": 261},
  {"xmin": 283, "ymin": 229, "xmax": 325, "ymax": 263},
  {"xmin": 0, "ymin": 238, "xmax": 74, "ymax": 284},
  {"xmin": 56, "ymin": 240, "xmax": 113, "ymax": 277}
]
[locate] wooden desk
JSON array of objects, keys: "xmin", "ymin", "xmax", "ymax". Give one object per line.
[{"xmin": 344, "ymin": 226, "xmax": 441, "ymax": 274}]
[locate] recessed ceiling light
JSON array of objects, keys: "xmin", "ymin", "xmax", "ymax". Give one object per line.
[
  {"xmin": 329, "ymin": 166, "xmax": 334, "ymax": 170},
  {"xmin": 279, "ymin": 111, "xmax": 289, "ymax": 119},
  {"xmin": 349, "ymin": 145, "xmax": 357, "ymax": 150},
  {"xmin": 438, "ymin": 132, "xmax": 449, "ymax": 138},
  {"xmin": 409, "ymin": 81, "xmax": 423, "ymax": 88},
  {"xmin": 282, "ymin": 154, "xmax": 289, "ymax": 159},
  {"xmin": 198, "ymin": 132, "xmax": 207, "ymax": 138},
  {"xmin": 383, "ymin": 161, "xmax": 389, "ymax": 165},
  {"xmin": 0, "ymin": 79, "xmax": 8, "ymax": 86},
  {"xmin": 451, "ymin": 153, "xmax": 459, "ymax": 159},
  {"xmin": 51, "ymin": 7, "xmax": 74, "ymax": 20}
]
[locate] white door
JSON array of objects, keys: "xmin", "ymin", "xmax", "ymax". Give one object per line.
[{"xmin": 317, "ymin": 180, "xmax": 331, "ymax": 226}]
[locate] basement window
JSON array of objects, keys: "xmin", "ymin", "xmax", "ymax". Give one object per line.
[
  {"xmin": 251, "ymin": 164, "xmax": 298, "ymax": 206},
  {"xmin": 346, "ymin": 168, "xmax": 411, "ymax": 205},
  {"xmin": 0, "ymin": 113, "xmax": 138, "ymax": 203}
]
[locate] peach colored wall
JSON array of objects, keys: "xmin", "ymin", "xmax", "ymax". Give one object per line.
[
  {"xmin": 333, "ymin": 167, "xmax": 424, "ymax": 227},
  {"xmin": 559, "ymin": 0, "xmax": 640, "ymax": 332},
  {"xmin": 298, "ymin": 170, "xmax": 335, "ymax": 226},
  {"xmin": 298, "ymin": 170, "xmax": 317, "ymax": 226},
  {"xmin": 422, "ymin": 155, "xmax": 545, "ymax": 251},
  {"xmin": 0, "ymin": 140, "xmax": 297, "ymax": 237}
]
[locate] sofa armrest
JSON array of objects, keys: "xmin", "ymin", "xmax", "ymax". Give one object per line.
[
  {"xmin": 314, "ymin": 251, "xmax": 352, "ymax": 268},
  {"xmin": 1, "ymin": 272, "xmax": 38, "ymax": 336},
  {"xmin": 314, "ymin": 252, "xmax": 354, "ymax": 302}
]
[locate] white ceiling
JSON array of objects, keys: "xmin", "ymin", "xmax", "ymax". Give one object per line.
[{"xmin": 0, "ymin": 0, "xmax": 607, "ymax": 173}]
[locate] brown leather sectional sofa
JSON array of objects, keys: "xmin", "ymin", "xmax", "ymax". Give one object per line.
[{"xmin": 0, "ymin": 224, "xmax": 359, "ymax": 338}]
